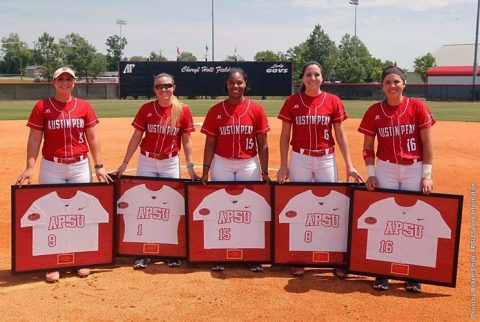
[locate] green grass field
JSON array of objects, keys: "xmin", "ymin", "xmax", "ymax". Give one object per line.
[{"xmin": 0, "ymin": 99, "xmax": 479, "ymax": 121}]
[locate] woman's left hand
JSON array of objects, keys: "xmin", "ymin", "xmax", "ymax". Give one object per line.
[
  {"xmin": 421, "ymin": 178, "xmax": 433, "ymax": 194},
  {"xmin": 188, "ymin": 167, "xmax": 201, "ymax": 181},
  {"xmin": 95, "ymin": 167, "xmax": 113, "ymax": 183},
  {"xmin": 347, "ymin": 168, "xmax": 364, "ymax": 183}
]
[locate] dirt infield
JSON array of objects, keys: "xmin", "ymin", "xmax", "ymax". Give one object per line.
[{"xmin": 0, "ymin": 117, "xmax": 478, "ymax": 321}]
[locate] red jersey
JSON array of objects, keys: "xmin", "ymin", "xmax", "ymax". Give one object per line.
[
  {"xmin": 201, "ymin": 99, "xmax": 270, "ymax": 159},
  {"xmin": 132, "ymin": 101, "xmax": 195, "ymax": 155},
  {"xmin": 358, "ymin": 97, "xmax": 436, "ymax": 163},
  {"xmin": 278, "ymin": 92, "xmax": 347, "ymax": 150},
  {"xmin": 27, "ymin": 97, "xmax": 98, "ymax": 159}
]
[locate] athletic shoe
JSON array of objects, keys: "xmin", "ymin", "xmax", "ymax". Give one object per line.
[
  {"xmin": 333, "ymin": 268, "xmax": 348, "ymax": 279},
  {"xmin": 373, "ymin": 277, "xmax": 389, "ymax": 290},
  {"xmin": 211, "ymin": 264, "xmax": 225, "ymax": 271},
  {"xmin": 133, "ymin": 258, "xmax": 150, "ymax": 269},
  {"xmin": 248, "ymin": 264, "xmax": 264, "ymax": 272},
  {"xmin": 405, "ymin": 281, "xmax": 422, "ymax": 293},
  {"xmin": 166, "ymin": 259, "xmax": 181, "ymax": 267},
  {"xmin": 45, "ymin": 271, "xmax": 60, "ymax": 283},
  {"xmin": 77, "ymin": 268, "xmax": 91, "ymax": 278},
  {"xmin": 290, "ymin": 267, "xmax": 305, "ymax": 276}
]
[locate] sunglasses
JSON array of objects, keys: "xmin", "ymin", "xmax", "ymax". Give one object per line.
[{"xmin": 155, "ymin": 83, "xmax": 174, "ymax": 90}]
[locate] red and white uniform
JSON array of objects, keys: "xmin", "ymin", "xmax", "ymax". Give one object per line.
[
  {"xmin": 279, "ymin": 190, "xmax": 350, "ymax": 252},
  {"xmin": 21, "ymin": 191, "xmax": 109, "ymax": 256},
  {"xmin": 201, "ymin": 99, "xmax": 270, "ymax": 159},
  {"xmin": 278, "ymin": 92, "xmax": 347, "ymax": 182},
  {"xmin": 133, "ymin": 101, "xmax": 195, "ymax": 156},
  {"xmin": 358, "ymin": 197, "xmax": 451, "ymax": 267},
  {"xmin": 27, "ymin": 97, "xmax": 98, "ymax": 160},
  {"xmin": 278, "ymin": 92, "xmax": 347, "ymax": 152},
  {"xmin": 358, "ymin": 97, "xmax": 435, "ymax": 164},
  {"xmin": 117, "ymin": 184, "xmax": 184, "ymax": 244},
  {"xmin": 193, "ymin": 188, "xmax": 271, "ymax": 249}
]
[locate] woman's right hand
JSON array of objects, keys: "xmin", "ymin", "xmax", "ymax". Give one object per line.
[
  {"xmin": 116, "ymin": 162, "xmax": 128, "ymax": 178},
  {"xmin": 16, "ymin": 168, "xmax": 34, "ymax": 187},
  {"xmin": 276, "ymin": 166, "xmax": 289, "ymax": 184},
  {"xmin": 365, "ymin": 176, "xmax": 379, "ymax": 191}
]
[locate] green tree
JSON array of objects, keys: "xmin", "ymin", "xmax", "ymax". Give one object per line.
[
  {"xmin": 286, "ymin": 25, "xmax": 338, "ymax": 81},
  {"xmin": 149, "ymin": 51, "xmax": 167, "ymax": 62},
  {"xmin": 33, "ymin": 32, "xmax": 61, "ymax": 81},
  {"xmin": 105, "ymin": 34, "xmax": 127, "ymax": 71},
  {"xmin": 177, "ymin": 51, "xmax": 197, "ymax": 62},
  {"xmin": 0, "ymin": 33, "xmax": 33, "ymax": 76},
  {"xmin": 254, "ymin": 50, "xmax": 287, "ymax": 62},
  {"xmin": 59, "ymin": 33, "xmax": 105, "ymax": 81},
  {"xmin": 129, "ymin": 55, "xmax": 148, "ymax": 61},
  {"xmin": 413, "ymin": 53, "xmax": 436, "ymax": 83}
]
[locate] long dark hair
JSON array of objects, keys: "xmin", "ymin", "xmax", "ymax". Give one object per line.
[{"xmin": 299, "ymin": 61, "xmax": 323, "ymax": 92}]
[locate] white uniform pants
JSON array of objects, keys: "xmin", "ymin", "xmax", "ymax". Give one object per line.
[
  {"xmin": 376, "ymin": 159, "xmax": 423, "ymax": 192},
  {"xmin": 210, "ymin": 154, "xmax": 260, "ymax": 181},
  {"xmin": 288, "ymin": 151, "xmax": 338, "ymax": 183},
  {"xmin": 39, "ymin": 158, "xmax": 92, "ymax": 184},
  {"xmin": 136, "ymin": 153, "xmax": 180, "ymax": 178}
]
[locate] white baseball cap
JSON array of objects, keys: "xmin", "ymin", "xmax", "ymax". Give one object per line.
[{"xmin": 53, "ymin": 67, "xmax": 76, "ymax": 79}]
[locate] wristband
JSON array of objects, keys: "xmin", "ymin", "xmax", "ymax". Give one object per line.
[
  {"xmin": 203, "ymin": 164, "xmax": 211, "ymax": 168},
  {"xmin": 261, "ymin": 171, "xmax": 269, "ymax": 175},
  {"xmin": 94, "ymin": 164, "xmax": 104, "ymax": 169},
  {"xmin": 422, "ymin": 164, "xmax": 432, "ymax": 179},
  {"xmin": 362, "ymin": 149, "xmax": 375, "ymax": 160},
  {"xmin": 366, "ymin": 165, "xmax": 375, "ymax": 177},
  {"xmin": 186, "ymin": 162, "xmax": 194, "ymax": 169},
  {"xmin": 122, "ymin": 160, "xmax": 128, "ymax": 165}
]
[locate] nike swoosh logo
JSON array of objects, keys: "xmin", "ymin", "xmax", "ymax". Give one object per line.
[
  {"xmin": 333, "ymin": 208, "xmax": 339, "ymax": 211},
  {"xmin": 417, "ymin": 218, "xmax": 425, "ymax": 221},
  {"xmin": 78, "ymin": 207, "xmax": 85, "ymax": 210}
]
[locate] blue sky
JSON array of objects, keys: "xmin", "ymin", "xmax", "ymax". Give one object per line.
[{"xmin": 1, "ymin": 0, "xmax": 477, "ymax": 70}]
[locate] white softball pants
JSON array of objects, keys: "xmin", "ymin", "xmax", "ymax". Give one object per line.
[
  {"xmin": 136, "ymin": 153, "xmax": 180, "ymax": 178},
  {"xmin": 376, "ymin": 159, "xmax": 423, "ymax": 192},
  {"xmin": 288, "ymin": 151, "xmax": 338, "ymax": 183},
  {"xmin": 39, "ymin": 158, "xmax": 92, "ymax": 184},
  {"xmin": 210, "ymin": 154, "xmax": 260, "ymax": 181}
]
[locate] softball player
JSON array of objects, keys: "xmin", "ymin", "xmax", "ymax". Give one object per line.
[
  {"xmin": 116, "ymin": 73, "xmax": 199, "ymax": 269},
  {"xmin": 201, "ymin": 67, "xmax": 270, "ymax": 272},
  {"xmin": 16, "ymin": 66, "xmax": 112, "ymax": 283},
  {"xmin": 358, "ymin": 66, "xmax": 436, "ymax": 293},
  {"xmin": 276, "ymin": 61, "xmax": 362, "ymax": 277}
]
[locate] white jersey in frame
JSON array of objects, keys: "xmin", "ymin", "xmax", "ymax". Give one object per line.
[
  {"xmin": 357, "ymin": 197, "xmax": 451, "ymax": 268},
  {"xmin": 117, "ymin": 184, "xmax": 184, "ymax": 244},
  {"xmin": 279, "ymin": 190, "xmax": 350, "ymax": 252},
  {"xmin": 193, "ymin": 188, "xmax": 271, "ymax": 249},
  {"xmin": 21, "ymin": 191, "xmax": 109, "ymax": 256}
]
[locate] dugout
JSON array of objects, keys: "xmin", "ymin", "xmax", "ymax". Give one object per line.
[
  {"xmin": 427, "ymin": 66, "xmax": 480, "ymax": 100},
  {"xmin": 118, "ymin": 61, "xmax": 292, "ymax": 99}
]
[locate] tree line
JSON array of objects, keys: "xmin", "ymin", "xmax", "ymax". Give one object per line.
[{"xmin": 0, "ymin": 24, "xmax": 435, "ymax": 82}]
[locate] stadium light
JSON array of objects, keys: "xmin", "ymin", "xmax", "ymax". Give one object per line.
[
  {"xmin": 116, "ymin": 19, "xmax": 127, "ymax": 39},
  {"xmin": 211, "ymin": 0, "xmax": 215, "ymax": 61},
  {"xmin": 349, "ymin": 0, "xmax": 359, "ymax": 57},
  {"xmin": 472, "ymin": 0, "xmax": 480, "ymax": 100}
]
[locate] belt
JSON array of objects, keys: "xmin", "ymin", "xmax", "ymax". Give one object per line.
[
  {"xmin": 44, "ymin": 154, "xmax": 87, "ymax": 164},
  {"xmin": 380, "ymin": 158, "xmax": 422, "ymax": 165},
  {"xmin": 292, "ymin": 147, "xmax": 334, "ymax": 157},
  {"xmin": 141, "ymin": 149, "xmax": 178, "ymax": 160}
]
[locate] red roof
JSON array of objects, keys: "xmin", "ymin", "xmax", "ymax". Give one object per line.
[{"xmin": 427, "ymin": 66, "xmax": 480, "ymax": 76}]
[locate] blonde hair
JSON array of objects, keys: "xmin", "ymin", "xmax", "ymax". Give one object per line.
[{"xmin": 154, "ymin": 73, "xmax": 183, "ymax": 126}]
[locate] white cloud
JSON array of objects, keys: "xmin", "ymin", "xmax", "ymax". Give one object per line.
[{"xmin": 291, "ymin": 0, "xmax": 475, "ymax": 11}]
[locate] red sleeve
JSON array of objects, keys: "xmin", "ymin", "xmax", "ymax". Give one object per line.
[
  {"xmin": 414, "ymin": 99, "xmax": 436, "ymax": 130},
  {"xmin": 83, "ymin": 100, "xmax": 99, "ymax": 128},
  {"xmin": 26, "ymin": 100, "xmax": 46, "ymax": 130},
  {"xmin": 253, "ymin": 101, "xmax": 270, "ymax": 134},
  {"xmin": 180, "ymin": 105, "xmax": 195, "ymax": 133},
  {"xmin": 200, "ymin": 104, "xmax": 219, "ymax": 137},
  {"xmin": 277, "ymin": 95, "xmax": 294, "ymax": 123},
  {"xmin": 358, "ymin": 103, "xmax": 379, "ymax": 137},
  {"xmin": 131, "ymin": 103, "xmax": 149, "ymax": 131},
  {"xmin": 331, "ymin": 94, "xmax": 348, "ymax": 123}
]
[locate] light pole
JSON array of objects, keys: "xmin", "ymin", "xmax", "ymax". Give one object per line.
[
  {"xmin": 211, "ymin": 0, "xmax": 215, "ymax": 61},
  {"xmin": 349, "ymin": 0, "xmax": 359, "ymax": 57},
  {"xmin": 472, "ymin": 0, "xmax": 480, "ymax": 100},
  {"xmin": 116, "ymin": 19, "xmax": 126, "ymax": 38}
]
